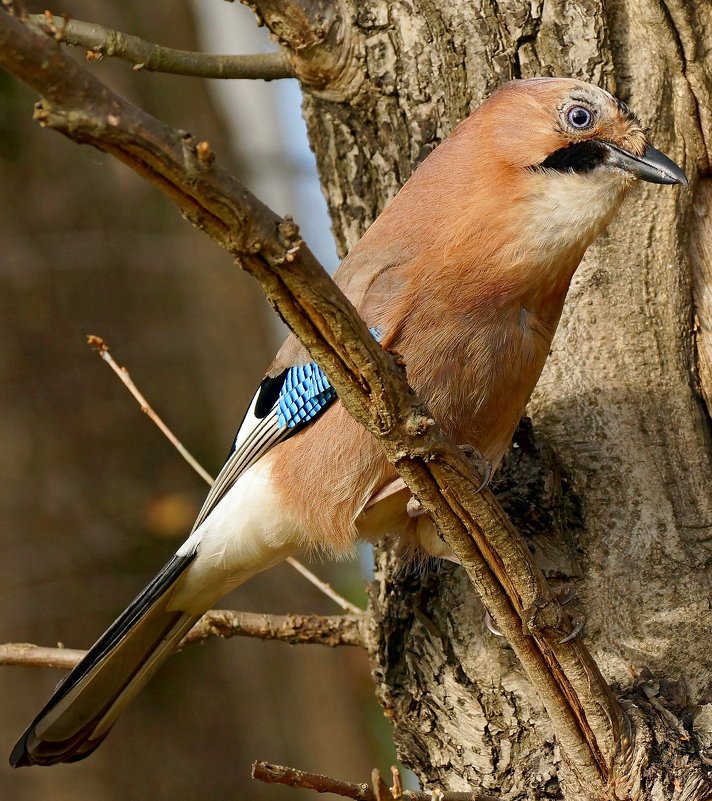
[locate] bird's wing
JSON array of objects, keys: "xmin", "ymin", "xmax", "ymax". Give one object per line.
[
  {"xmin": 190, "ymin": 360, "xmax": 338, "ymax": 531},
  {"xmin": 192, "ymin": 323, "xmax": 386, "ymax": 532}
]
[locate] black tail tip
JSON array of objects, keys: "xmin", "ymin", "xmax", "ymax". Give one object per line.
[
  {"xmin": 9, "ymin": 728, "xmax": 110, "ymax": 768},
  {"xmin": 9, "ymin": 737, "xmax": 32, "ymax": 768}
]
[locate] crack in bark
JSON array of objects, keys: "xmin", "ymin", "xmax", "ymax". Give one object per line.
[{"xmin": 656, "ymin": 0, "xmax": 711, "ymax": 173}]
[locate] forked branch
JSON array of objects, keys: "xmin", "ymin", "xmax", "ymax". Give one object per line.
[{"xmin": 236, "ymin": 0, "xmax": 362, "ymax": 94}]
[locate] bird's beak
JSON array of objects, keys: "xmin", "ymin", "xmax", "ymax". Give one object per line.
[{"xmin": 598, "ymin": 142, "xmax": 688, "ymax": 186}]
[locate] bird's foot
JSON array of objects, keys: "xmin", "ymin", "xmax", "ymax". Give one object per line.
[
  {"xmin": 484, "ymin": 608, "xmax": 584, "ymax": 643},
  {"xmin": 549, "ymin": 582, "xmax": 584, "ymax": 642},
  {"xmin": 407, "ymin": 445, "xmax": 491, "ymax": 518}
]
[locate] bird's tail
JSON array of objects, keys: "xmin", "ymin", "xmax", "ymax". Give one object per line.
[{"xmin": 10, "ymin": 552, "xmax": 200, "ymax": 767}]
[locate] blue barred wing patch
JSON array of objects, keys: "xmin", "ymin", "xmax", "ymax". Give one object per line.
[
  {"xmin": 277, "ymin": 363, "xmax": 336, "ymax": 429},
  {"xmin": 275, "ymin": 326, "xmax": 382, "ymax": 430}
]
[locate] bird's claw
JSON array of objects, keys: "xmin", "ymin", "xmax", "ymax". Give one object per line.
[
  {"xmin": 459, "ymin": 444, "xmax": 492, "ymax": 492},
  {"xmin": 548, "ymin": 582, "xmax": 582, "ymax": 642},
  {"xmin": 552, "ymin": 582, "xmax": 577, "ymax": 606},
  {"xmin": 486, "ymin": 604, "xmax": 583, "ymax": 643},
  {"xmin": 559, "ymin": 614, "xmax": 585, "ymax": 644},
  {"xmin": 484, "ymin": 611, "xmax": 504, "ymax": 637}
]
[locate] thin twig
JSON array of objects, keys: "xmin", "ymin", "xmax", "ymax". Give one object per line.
[
  {"xmin": 251, "ymin": 762, "xmax": 501, "ymax": 801},
  {"xmin": 0, "ymin": 644, "xmax": 86, "ymax": 670},
  {"xmin": 180, "ymin": 610, "xmax": 364, "ymax": 648},
  {"xmin": 87, "ymin": 335, "xmax": 214, "ymax": 486},
  {"xmin": 86, "ymin": 335, "xmax": 364, "ymax": 614},
  {"xmin": 285, "ymin": 557, "xmax": 362, "ymax": 614},
  {"xmin": 253, "ymin": 761, "xmax": 374, "ymax": 801},
  {"xmin": 29, "ymin": 12, "xmax": 294, "ymax": 80},
  {"xmin": 0, "ymin": 611, "xmax": 364, "ymax": 669}
]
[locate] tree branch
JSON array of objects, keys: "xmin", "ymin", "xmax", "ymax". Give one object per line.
[
  {"xmin": 29, "ymin": 12, "xmax": 294, "ymax": 80},
  {"xmin": 251, "ymin": 761, "xmax": 501, "ymax": 801},
  {"xmin": 0, "ymin": 9, "xmax": 626, "ymax": 794},
  {"xmin": 0, "ymin": 610, "xmax": 365, "ymax": 669},
  {"xmin": 0, "ymin": 644, "xmax": 86, "ymax": 670},
  {"xmin": 180, "ymin": 610, "xmax": 364, "ymax": 648},
  {"xmin": 237, "ymin": 0, "xmax": 362, "ymax": 95}
]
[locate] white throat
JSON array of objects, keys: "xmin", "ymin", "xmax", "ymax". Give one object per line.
[{"xmin": 516, "ymin": 168, "xmax": 632, "ymax": 261}]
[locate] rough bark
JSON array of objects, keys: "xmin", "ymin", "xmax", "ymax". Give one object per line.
[{"xmin": 269, "ymin": 0, "xmax": 712, "ymax": 798}]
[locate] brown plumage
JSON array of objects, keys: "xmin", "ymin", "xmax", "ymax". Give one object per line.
[{"xmin": 11, "ymin": 77, "xmax": 686, "ymax": 768}]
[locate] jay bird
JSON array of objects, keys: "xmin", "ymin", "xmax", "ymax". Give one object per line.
[{"xmin": 11, "ymin": 77, "xmax": 687, "ymax": 767}]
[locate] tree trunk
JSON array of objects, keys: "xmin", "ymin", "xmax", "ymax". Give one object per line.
[{"xmin": 289, "ymin": 1, "xmax": 712, "ymax": 797}]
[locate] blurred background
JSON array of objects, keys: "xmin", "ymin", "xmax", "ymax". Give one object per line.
[{"xmin": 0, "ymin": 1, "xmax": 393, "ymax": 798}]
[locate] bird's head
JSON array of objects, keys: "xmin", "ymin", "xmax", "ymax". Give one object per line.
[
  {"xmin": 484, "ymin": 77, "xmax": 686, "ymax": 188},
  {"xmin": 428, "ymin": 78, "xmax": 687, "ymax": 282}
]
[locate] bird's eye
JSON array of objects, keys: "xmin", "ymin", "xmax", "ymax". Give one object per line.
[{"xmin": 567, "ymin": 106, "xmax": 593, "ymax": 129}]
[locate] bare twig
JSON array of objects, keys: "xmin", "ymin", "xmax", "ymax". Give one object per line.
[
  {"xmin": 29, "ymin": 12, "xmax": 294, "ymax": 80},
  {"xmin": 253, "ymin": 760, "xmax": 374, "ymax": 801},
  {"xmin": 251, "ymin": 762, "xmax": 500, "ymax": 801},
  {"xmin": 0, "ymin": 644, "xmax": 86, "ymax": 670},
  {"xmin": 284, "ymin": 557, "xmax": 362, "ymax": 614},
  {"xmin": 0, "ymin": 610, "xmax": 364, "ymax": 670},
  {"xmin": 86, "ymin": 335, "xmax": 363, "ymax": 614},
  {"xmin": 0, "ymin": 10, "xmax": 624, "ymax": 792},
  {"xmin": 87, "ymin": 334, "xmax": 214, "ymax": 486},
  {"xmin": 180, "ymin": 609, "xmax": 364, "ymax": 648}
]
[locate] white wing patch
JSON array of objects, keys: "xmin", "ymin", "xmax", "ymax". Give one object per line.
[{"xmin": 190, "ymin": 387, "xmax": 288, "ymax": 532}]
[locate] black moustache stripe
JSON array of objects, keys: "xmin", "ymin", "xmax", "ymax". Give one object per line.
[{"xmin": 533, "ymin": 140, "xmax": 607, "ymax": 174}]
